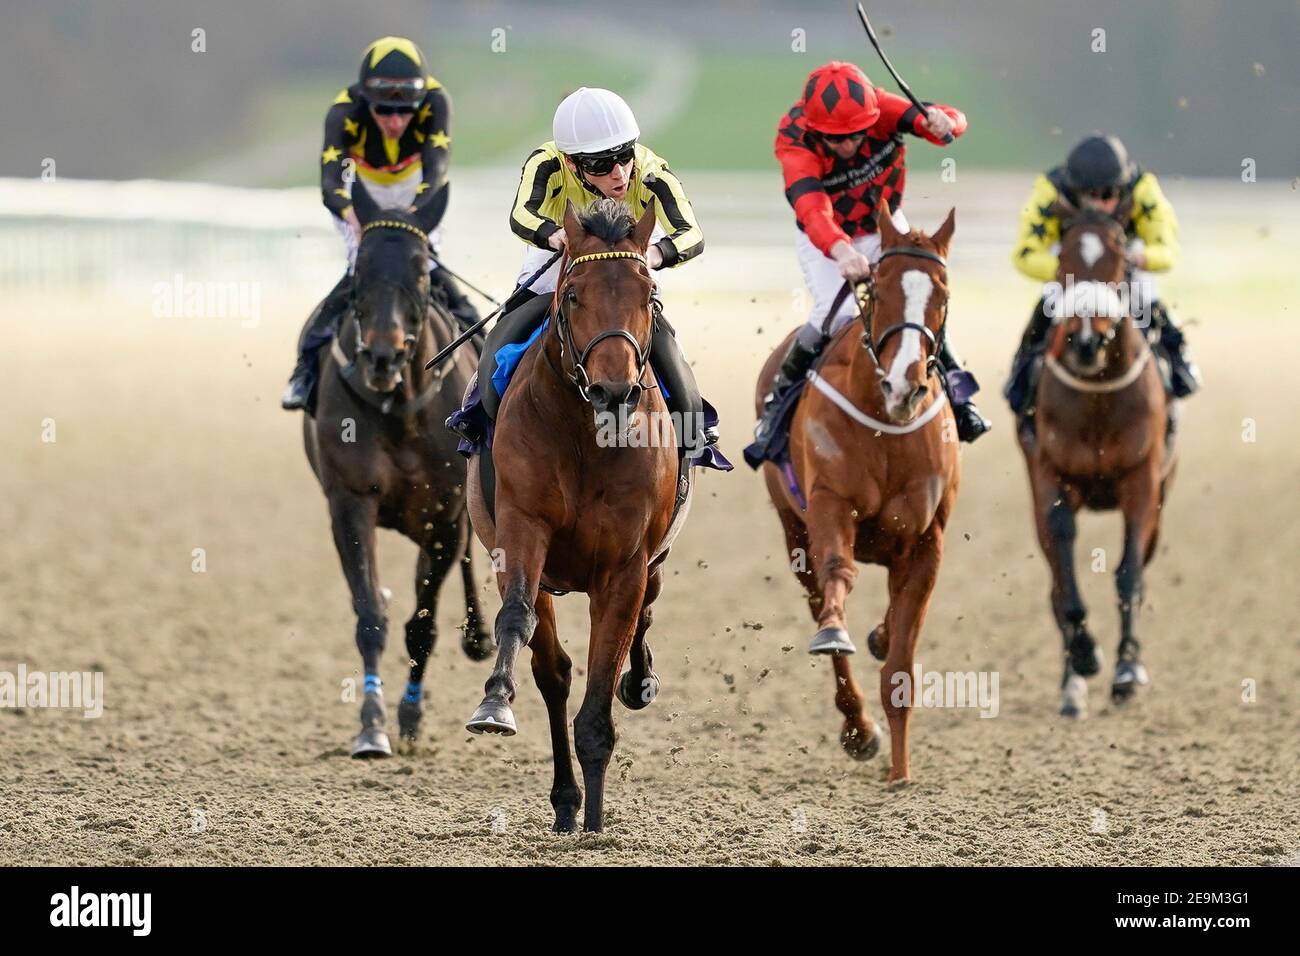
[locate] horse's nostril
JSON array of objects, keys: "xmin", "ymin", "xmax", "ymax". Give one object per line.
[
  {"xmin": 881, "ymin": 380, "xmax": 893, "ymax": 395},
  {"xmin": 912, "ymin": 383, "xmax": 929, "ymax": 403}
]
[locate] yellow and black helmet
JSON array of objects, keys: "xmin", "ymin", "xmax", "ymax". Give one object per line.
[{"xmin": 358, "ymin": 37, "xmax": 428, "ymax": 109}]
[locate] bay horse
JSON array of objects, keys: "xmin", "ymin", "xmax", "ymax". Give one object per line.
[
  {"xmin": 756, "ymin": 208, "xmax": 961, "ymax": 784},
  {"xmin": 1017, "ymin": 202, "xmax": 1175, "ymax": 718},
  {"xmin": 301, "ymin": 180, "xmax": 494, "ymax": 758},
  {"xmin": 464, "ymin": 198, "xmax": 687, "ymax": 833}
]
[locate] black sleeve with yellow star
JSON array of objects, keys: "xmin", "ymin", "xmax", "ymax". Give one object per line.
[
  {"xmin": 409, "ymin": 86, "xmax": 451, "ymax": 218},
  {"xmin": 321, "ymin": 86, "xmax": 361, "ymax": 218}
]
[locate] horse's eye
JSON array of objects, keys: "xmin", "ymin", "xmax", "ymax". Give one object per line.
[{"xmin": 565, "ymin": 287, "xmax": 577, "ymax": 302}]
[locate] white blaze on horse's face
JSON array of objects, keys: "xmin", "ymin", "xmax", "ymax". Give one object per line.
[
  {"xmin": 881, "ymin": 269, "xmax": 932, "ymax": 418},
  {"xmin": 1080, "ymin": 232, "xmax": 1104, "ymax": 269}
]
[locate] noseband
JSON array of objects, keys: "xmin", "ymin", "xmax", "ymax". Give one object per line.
[
  {"xmin": 858, "ymin": 245, "xmax": 948, "ymax": 372},
  {"xmin": 553, "ymin": 250, "xmax": 654, "ymax": 402}
]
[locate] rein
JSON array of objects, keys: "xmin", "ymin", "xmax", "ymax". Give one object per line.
[{"xmin": 552, "ymin": 250, "xmax": 655, "ymax": 402}]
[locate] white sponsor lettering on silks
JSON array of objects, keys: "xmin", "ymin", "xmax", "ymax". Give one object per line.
[{"xmin": 49, "ymin": 886, "xmax": 151, "ymax": 937}]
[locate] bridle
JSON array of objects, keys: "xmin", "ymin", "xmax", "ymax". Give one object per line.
[
  {"xmin": 552, "ymin": 249, "xmax": 655, "ymax": 403},
  {"xmin": 348, "ymin": 218, "xmax": 432, "ymax": 367},
  {"xmin": 857, "ymin": 245, "xmax": 949, "ymax": 375}
]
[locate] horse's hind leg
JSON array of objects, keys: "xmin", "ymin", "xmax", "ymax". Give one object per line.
[
  {"xmin": 458, "ymin": 516, "xmax": 495, "ymax": 662},
  {"xmin": 529, "ymin": 592, "xmax": 582, "ymax": 832},
  {"xmin": 833, "ymin": 655, "xmax": 882, "ymax": 761},
  {"xmin": 397, "ymin": 524, "xmax": 458, "ymax": 747},
  {"xmin": 576, "ymin": 558, "xmax": 648, "ymax": 832},
  {"xmin": 617, "ymin": 563, "xmax": 663, "ymax": 711},
  {"xmin": 1112, "ymin": 462, "xmax": 1160, "ymax": 704},
  {"xmin": 1029, "ymin": 471, "xmax": 1096, "ymax": 717},
  {"xmin": 328, "ymin": 492, "xmax": 392, "ymax": 758}
]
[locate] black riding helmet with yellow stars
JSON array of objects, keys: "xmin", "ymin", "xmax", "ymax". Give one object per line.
[{"xmin": 358, "ymin": 36, "xmax": 429, "ymax": 111}]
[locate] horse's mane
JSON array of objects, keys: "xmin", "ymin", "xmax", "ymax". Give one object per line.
[{"xmin": 579, "ymin": 198, "xmax": 638, "ymax": 245}]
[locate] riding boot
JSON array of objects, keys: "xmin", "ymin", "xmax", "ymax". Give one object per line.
[
  {"xmin": 1149, "ymin": 300, "xmax": 1201, "ymax": 398},
  {"xmin": 936, "ymin": 335, "xmax": 991, "ymax": 443},
  {"xmin": 647, "ymin": 306, "xmax": 710, "ymax": 457},
  {"xmin": 282, "ymin": 273, "xmax": 351, "ymax": 411},
  {"xmin": 1004, "ymin": 296, "xmax": 1053, "ymax": 424},
  {"xmin": 753, "ymin": 332, "xmax": 826, "ymax": 442}
]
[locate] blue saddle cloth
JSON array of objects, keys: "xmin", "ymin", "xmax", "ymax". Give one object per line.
[
  {"xmin": 445, "ymin": 324, "xmax": 732, "ymax": 472},
  {"xmin": 741, "ymin": 378, "xmax": 810, "ymax": 508}
]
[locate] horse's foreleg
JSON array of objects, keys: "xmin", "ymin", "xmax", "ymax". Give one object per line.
[
  {"xmin": 328, "ymin": 492, "xmax": 391, "ymax": 758},
  {"xmin": 1113, "ymin": 461, "xmax": 1160, "ymax": 704},
  {"xmin": 617, "ymin": 563, "xmax": 663, "ymax": 711},
  {"xmin": 803, "ymin": 492, "xmax": 860, "ymax": 655},
  {"xmin": 397, "ymin": 521, "xmax": 458, "ymax": 746},
  {"xmin": 465, "ymin": 511, "xmax": 549, "ymax": 735},
  {"xmin": 458, "ymin": 515, "xmax": 495, "ymax": 662},
  {"xmin": 1029, "ymin": 470, "xmax": 1096, "ymax": 716},
  {"xmin": 576, "ymin": 558, "xmax": 648, "ymax": 833},
  {"xmin": 528, "ymin": 592, "xmax": 582, "ymax": 832},
  {"xmin": 879, "ymin": 527, "xmax": 943, "ymax": 784}
]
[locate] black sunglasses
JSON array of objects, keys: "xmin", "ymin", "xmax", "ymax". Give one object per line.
[
  {"xmin": 573, "ymin": 146, "xmax": 636, "ymax": 176},
  {"xmin": 372, "ymin": 103, "xmax": 416, "ymax": 116},
  {"xmin": 1083, "ymin": 187, "xmax": 1119, "ymax": 201},
  {"xmin": 821, "ymin": 129, "xmax": 868, "ymax": 144}
]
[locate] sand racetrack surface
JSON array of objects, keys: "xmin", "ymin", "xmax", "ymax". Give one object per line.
[{"xmin": 1, "ymin": 175, "xmax": 1297, "ymax": 865}]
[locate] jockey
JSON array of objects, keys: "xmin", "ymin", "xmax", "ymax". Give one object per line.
[
  {"xmin": 281, "ymin": 36, "xmax": 479, "ymax": 411},
  {"xmin": 1004, "ymin": 133, "xmax": 1201, "ymax": 429},
  {"xmin": 474, "ymin": 87, "xmax": 715, "ymax": 454},
  {"xmin": 754, "ymin": 61, "xmax": 990, "ymax": 445}
]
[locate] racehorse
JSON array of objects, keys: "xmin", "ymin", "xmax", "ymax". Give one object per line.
[
  {"xmin": 755, "ymin": 208, "xmax": 961, "ymax": 784},
  {"xmin": 301, "ymin": 180, "xmax": 494, "ymax": 758},
  {"xmin": 1017, "ymin": 202, "xmax": 1175, "ymax": 717},
  {"xmin": 463, "ymin": 198, "xmax": 689, "ymax": 832}
]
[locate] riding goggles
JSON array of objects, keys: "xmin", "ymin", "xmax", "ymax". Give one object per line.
[
  {"xmin": 363, "ymin": 76, "xmax": 426, "ymax": 106},
  {"xmin": 1081, "ymin": 187, "xmax": 1119, "ymax": 201},
  {"xmin": 572, "ymin": 143, "xmax": 637, "ymax": 176}
]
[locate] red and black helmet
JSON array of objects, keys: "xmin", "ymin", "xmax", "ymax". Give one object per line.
[{"xmin": 801, "ymin": 62, "xmax": 880, "ymax": 135}]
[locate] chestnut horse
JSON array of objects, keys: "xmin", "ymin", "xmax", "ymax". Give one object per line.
[
  {"xmin": 756, "ymin": 209, "xmax": 960, "ymax": 784},
  {"xmin": 1017, "ymin": 204, "xmax": 1176, "ymax": 717},
  {"xmin": 464, "ymin": 198, "xmax": 686, "ymax": 832}
]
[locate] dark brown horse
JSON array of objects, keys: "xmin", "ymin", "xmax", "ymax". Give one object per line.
[
  {"xmin": 464, "ymin": 198, "xmax": 686, "ymax": 832},
  {"xmin": 756, "ymin": 209, "xmax": 961, "ymax": 784},
  {"xmin": 1018, "ymin": 204, "xmax": 1176, "ymax": 717},
  {"xmin": 301, "ymin": 181, "xmax": 493, "ymax": 758}
]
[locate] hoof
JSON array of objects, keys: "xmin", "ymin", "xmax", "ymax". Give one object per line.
[
  {"xmin": 397, "ymin": 697, "xmax": 423, "ymax": 742},
  {"xmin": 866, "ymin": 623, "xmax": 888, "ymax": 661},
  {"xmin": 809, "ymin": 627, "xmax": 856, "ymax": 656},
  {"xmin": 466, "ymin": 697, "xmax": 517, "ymax": 736},
  {"xmin": 616, "ymin": 670, "xmax": 659, "ymax": 710},
  {"xmin": 1059, "ymin": 673, "xmax": 1089, "ymax": 719},
  {"xmin": 1068, "ymin": 632, "xmax": 1102, "ymax": 677},
  {"xmin": 461, "ymin": 629, "xmax": 496, "ymax": 662},
  {"xmin": 1111, "ymin": 661, "xmax": 1149, "ymax": 704},
  {"xmin": 351, "ymin": 726, "xmax": 393, "ymax": 758},
  {"xmin": 840, "ymin": 721, "xmax": 882, "ymax": 761}
]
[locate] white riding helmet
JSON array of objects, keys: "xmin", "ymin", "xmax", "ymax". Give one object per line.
[{"xmin": 552, "ymin": 87, "xmax": 640, "ymax": 156}]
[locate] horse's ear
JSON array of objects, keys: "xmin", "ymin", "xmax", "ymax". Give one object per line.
[
  {"xmin": 562, "ymin": 200, "xmax": 584, "ymax": 241},
  {"xmin": 931, "ymin": 207, "xmax": 956, "ymax": 256},
  {"xmin": 875, "ymin": 205, "xmax": 901, "ymax": 246},
  {"xmin": 1048, "ymin": 196, "xmax": 1077, "ymax": 222},
  {"xmin": 632, "ymin": 197, "xmax": 657, "ymax": 251},
  {"xmin": 1114, "ymin": 193, "xmax": 1135, "ymax": 229},
  {"xmin": 412, "ymin": 182, "xmax": 449, "ymax": 235},
  {"xmin": 350, "ymin": 177, "xmax": 381, "ymax": 226}
]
